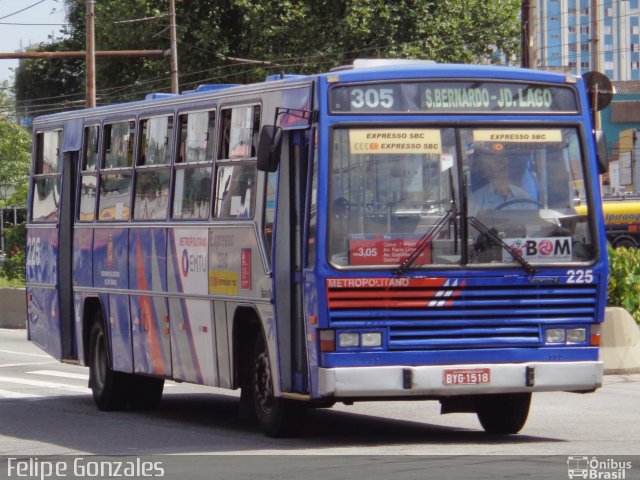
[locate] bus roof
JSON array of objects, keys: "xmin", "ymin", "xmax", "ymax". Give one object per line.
[
  {"xmin": 319, "ymin": 61, "xmax": 576, "ymax": 85},
  {"xmin": 32, "ymin": 61, "xmax": 579, "ymax": 126}
]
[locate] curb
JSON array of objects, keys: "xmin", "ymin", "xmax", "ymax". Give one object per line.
[
  {"xmin": 0, "ymin": 287, "xmax": 26, "ymax": 329},
  {"xmin": 601, "ymin": 307, "xmax": 640, "ymax": 374}
]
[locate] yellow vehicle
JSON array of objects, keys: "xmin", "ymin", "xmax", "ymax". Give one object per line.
[{"xmin": 580, "ymin": 199, "xmax": 640, "ymax": 248}]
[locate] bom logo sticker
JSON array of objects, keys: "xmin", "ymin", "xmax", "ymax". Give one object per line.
[{"xmin": 503, "ymin": 237, "xmax": 572, "ymax": 262}]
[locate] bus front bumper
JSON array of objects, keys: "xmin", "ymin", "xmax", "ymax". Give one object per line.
[{"xmin": 317, "ymin": 361, "xmax": 604, "ymax": 398}]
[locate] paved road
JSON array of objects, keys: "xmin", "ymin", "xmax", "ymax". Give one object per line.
[{"xmin": 1, "ymin": 328, "xmax": 639, "ymax": 458}]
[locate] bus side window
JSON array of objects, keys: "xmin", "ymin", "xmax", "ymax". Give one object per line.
[
  {"xmin": 31, "ymin": 130, "xmax": 62, "ymax": 223},
  {"xmin": 99, "ymin": 120, "xmax": 135, "ymax": 221},
  {"xmin": 214, "ymin": 105, "xmax": 259, "ymax": 219},
  {"xmin": 172, "ymin": 110, "xmax": 215, "ymax": 220},
  {"xmin": 215, "ymin": 164, "xmax": 256, "ymax": 218},
  {"xmin": 78, "ymin": 125, "xmax": 99, "ymax": 222},
  {"xmin": 134, "ymin": 115, "xmax": 173, "ymax": 221}
]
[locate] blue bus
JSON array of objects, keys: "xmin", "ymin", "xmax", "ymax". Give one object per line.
[{"xmin": 26, "ymin": 60, "xmax": 608, "ymax": 437}]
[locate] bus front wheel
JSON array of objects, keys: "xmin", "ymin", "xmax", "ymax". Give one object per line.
[
  {"xmin": 476, "ymin": 392, "xmax": 531, "ymax": 434},
  {"xmin": 88, "ymin": 318, "xmax": 130, "ymax": 411},
  {"xmin": 250, "ymin": 335, "xmax": 305, "ymax": 437}
]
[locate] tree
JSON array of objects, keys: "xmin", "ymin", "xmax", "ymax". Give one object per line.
[
  {"xmin": 0, "ymin": 90, "xmax": 31, "ymax": 209},
  {"xmin": 13, "ymin": 0, "xmax": 521, "ymax": 115}
]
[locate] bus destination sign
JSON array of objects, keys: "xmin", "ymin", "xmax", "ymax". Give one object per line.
[{"xmin": 329, "ymin": 81, "xmax": 579, "ymax": 114}]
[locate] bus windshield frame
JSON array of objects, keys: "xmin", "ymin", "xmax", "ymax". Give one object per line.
[{"xmin": 327, "ymin": 123, "xmax": 595, "ymax": 270}]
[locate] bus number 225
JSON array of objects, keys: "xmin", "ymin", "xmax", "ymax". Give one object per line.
[
  {"xmin": 567, "ymin": 269, "xmax": 594, "ymax": 284},
  {"xmin": 26, "ymin": 237, "xmax": 42, "ymax": 267}
]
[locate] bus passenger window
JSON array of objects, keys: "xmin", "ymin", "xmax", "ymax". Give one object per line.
[
  {"xmin": 78, "ymin": 125, "xmax": 99, "ymax": 222},
  {"xmin": 173, "ymin": 167, "xmax": 212, "ymax": 219},
  {"xmin": 219, "ymin": 105, "xmax": 260, "ymax": 159},
  {"xmin": 134, "ymin": 115, "xmax": 172, "ymax": 220},
  {"xmin": 215, "ymin": 105, "xmax": 259, "ymax": 220},
  {"xmin": 31, "ymin": 130, "xmax": 62, "ymax": 223},
  {"xmin": 98, "ymin": 172, "xmax": 132, "ymax": 221},
  {"xmin": 177, "ymin": 111, "xmax": 215, "ymax": 164},
  {"xmin": 99, "ymin": 120, "xmax": 135, "ymax": 221},
  {"xmin": 214, "ymin": 164, "xmax": 256, "ymax": 218},
  {"xmin": 138, "ymin": 116, "xmax": 173, "ymax": 166},
  {"xmin": 172, "ymin": 110, "xmax": 215, "ymax": 220},
  {"xmin": 103, "ymin": 121, "xmax": 135, "ymax": 168}
]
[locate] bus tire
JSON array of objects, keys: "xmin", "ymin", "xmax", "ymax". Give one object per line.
[
  {"xmin": 129, "ymin": 375, "xmax": 164, "ymax": 410},
  {"xmin": 251, "ymin": 334, "xmax": 306, "ymax": 437},
  {"xmin": 476, "ymin": 392, "xmax": 531, "ymax": 434},
  {"xmin": 88, "ymin": 318, "xmax": 130, "ymax": 411}
]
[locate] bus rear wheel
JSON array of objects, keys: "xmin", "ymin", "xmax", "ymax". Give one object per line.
[
  {"xmin": 250, "ymin": 335, "xmax": 305, "ymax": 437},
  {"xmin": 476, "ymin": 392, "xmax": 531, "ymax": 434},
  {"xmin": 88, "ymin": 318, "xmax": 130, "ymax": 411}
]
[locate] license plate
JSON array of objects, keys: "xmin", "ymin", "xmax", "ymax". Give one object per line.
[{"xmin": 443, "ymin": 368, "xmax": 491, "ymax": 385}]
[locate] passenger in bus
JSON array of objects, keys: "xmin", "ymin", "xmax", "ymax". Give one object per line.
[
  {"xmin": 469, "ymin": 149, "xmax": 535, "ymax": 216},
  {"xmin": 230, "ymin": 140, "xmax": 251, "ymax": 158}
]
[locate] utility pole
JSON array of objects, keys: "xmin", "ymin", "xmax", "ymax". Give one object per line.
[
  {"xmin": 86, "ymin": 0, "xmax": 96, "ymax": 108},
  {"xmin": 521, "ymin": 0, "xmax": 530, "ymax": 68},
  {"xmin": 0, "ymin": 2, "xmax": 173, "ymax": 107},
  {"xmin": 591, "ymin": 0, "xmax": 601, "ymax": 129},
  {"xmin": 591, "ymin": 0, "xmax": 600, "ymax": 73},
  {"xmin": 169, "ymin": 0, "xmax": 179, "ymax": 93}
]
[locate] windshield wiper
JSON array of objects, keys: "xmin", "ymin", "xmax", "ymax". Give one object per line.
[
  {"xmin": 396, "ymin": 171, "xmax": 458, "ymax": 275},
  {"xmin": 395, "ymin": 206, "xmax": 457, "ymax": 275},
  {"xmin": 467, "ymin": 216, "xmax": 537, "ymax": 275}
]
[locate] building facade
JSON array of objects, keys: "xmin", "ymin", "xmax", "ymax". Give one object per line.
[{"xmin": 537, "ymin": 0, "xmax": 640, "ymax": 80}]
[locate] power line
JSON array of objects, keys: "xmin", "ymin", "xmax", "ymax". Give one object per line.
[{"xmin": 0, "ymin": 0, "xmax": 47, "ymax": 21}]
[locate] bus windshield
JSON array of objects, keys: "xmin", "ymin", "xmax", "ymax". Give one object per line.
[{"xmin": 329, "ymin": 126, "xmax": 593, "ymax": 268}]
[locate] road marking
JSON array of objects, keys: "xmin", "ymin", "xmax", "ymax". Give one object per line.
[
  {"xmin": 0, "ymin": 388, "xmax": 41, "ymax": 399},
  {"xmin": 0, "ymin": 349, "xmax": 51, "ymax": 358},
  {"xmin": 28, "ymin": 370, "xmax": 89, "ymax": 380},
  {"xmin": 0, "ymin": 376, "xmax": 90, "ymax": 393},
  {"xmin": 0, "ymin": 361, "xmax": 58, "ymax": 368}
]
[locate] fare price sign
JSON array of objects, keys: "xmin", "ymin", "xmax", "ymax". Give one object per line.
[
  {"xmin": 349, "ymin": 235, "xmax": 432, "ymax": 266},
  {"xmin": 330, "ymin": 81, "xmax": 579, "ymax": 114}
]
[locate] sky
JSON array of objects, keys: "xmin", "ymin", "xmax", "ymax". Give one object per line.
[{"xmin": 0, "ymin": 0, "xmax": 67, "ymax": 84}]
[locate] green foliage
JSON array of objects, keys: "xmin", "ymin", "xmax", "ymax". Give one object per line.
[
  {"xmin": 1, "ymin": 223, "xmax": 26, "ymax": 282},
  {"xmin": 0, "ymin": 118, "xmax": 31, "ymax": 208},
  {"xmin": 607, "ymin": 245, "xmax": 640, "ymax": 324},
  {"xmin": 14, "ymin": 0, "xmax": 522, "ymax": 111}
]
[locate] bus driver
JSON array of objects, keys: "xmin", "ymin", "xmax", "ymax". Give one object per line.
[{"xmin": 469, "ymin": 147, "xmax": 534, "ymax": 216}]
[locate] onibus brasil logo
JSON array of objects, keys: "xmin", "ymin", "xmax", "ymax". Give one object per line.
[{"xmin": 567, "ymin": 456, "xmax": 633, "ymax": 479}]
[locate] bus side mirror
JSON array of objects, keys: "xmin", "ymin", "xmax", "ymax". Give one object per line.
[
  {"xmin": 257, "ymin": 125, "xmax": 282, "ymax": 172},
  {"xmin": 595, "ymin": 130, "xmax": 608, "ymax": 174}
]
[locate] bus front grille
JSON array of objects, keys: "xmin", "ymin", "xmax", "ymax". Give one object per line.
[{"xmin": 326, "ymin": 278, "xmax": 598, "ymax": 350}]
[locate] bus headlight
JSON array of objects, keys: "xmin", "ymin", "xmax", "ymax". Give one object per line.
[
  {"xmin": 361, "ymin": 332, "xmax": 382, "ymax": 347},
  {"xmin": 566, "ymin": 328, "xmax": 587, "ymax": 343},
  {"xmin": 335, "ymin": 331, "xmax": 383, "ymax": 349},
  {"xmin": 545, "ymin": 328, "xmax": 566, "ymax": 343},
  {"xmin": 338, "ymin": 332, "xmax": 360, "ymax": 348}
]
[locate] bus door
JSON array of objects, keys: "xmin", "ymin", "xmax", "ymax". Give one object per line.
[
  {"xmin": 272, "ymin": 129, "xmax": 310, "ymax": 393},
  {"xmin": 27, "ymin": 121, "xmax": 80, "ymax": 361}
]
